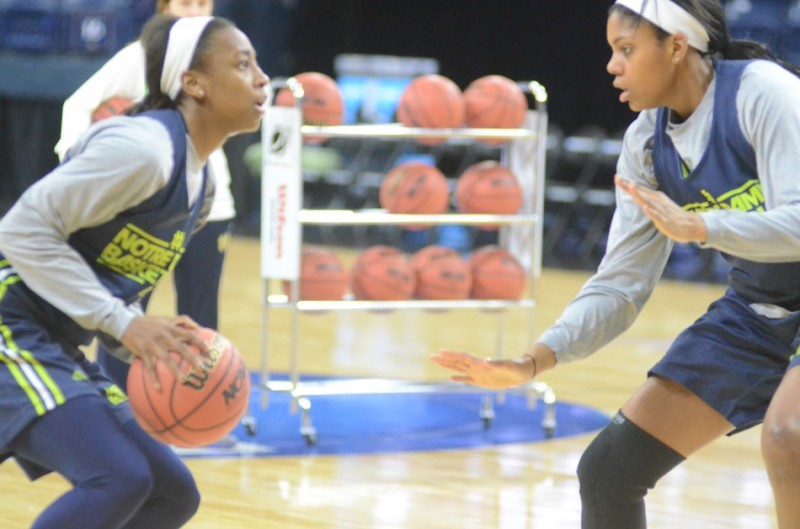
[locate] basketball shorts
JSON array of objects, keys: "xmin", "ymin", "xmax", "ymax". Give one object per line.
[
  {"xmin": 649, "ymin": 288, "xmax": 800, "ymax": 434},
  {"xmin": 0, "ymin": 281, "xmax": 133, "ymax": 478}
]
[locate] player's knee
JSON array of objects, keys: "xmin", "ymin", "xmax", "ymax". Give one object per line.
[
  {"xmin": 762, "ymin": 410, "xmax": 800, "ymax": 467},
  {"xmin": 577, "ymin": 426, "xmax": 645, "ymax": 504},
  {"xmin": 96, "ymin": 461, "xmax": 154, "ymax": 514},
  {"xmin": 577, "ymin": 412, "xmax": 685, "ymax": 505},
  {"xmin": 168, "ymin": 471, "xmax": 201, "ymax": 523}
]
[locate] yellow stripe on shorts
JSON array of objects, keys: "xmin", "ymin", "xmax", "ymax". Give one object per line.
[{"xmin": 0, "ymin": 272, "xmax": 66, "ymax": 415}]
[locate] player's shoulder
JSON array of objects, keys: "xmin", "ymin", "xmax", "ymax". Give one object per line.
[
  {"xmin": 739, "ymin": 60, "xmax": 800, "ymax": 97},
  {"xmin": 70, "ymin": 114, "xmax": 175, "ymax": 171},
  {"xmin": 621, "ymin": 109, "xmax": 658, "ymax": 152}
]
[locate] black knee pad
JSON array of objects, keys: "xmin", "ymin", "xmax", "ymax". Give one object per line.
[{"xmin": 577, "ymin": 411, "xmax": 685, "ymax": 529}]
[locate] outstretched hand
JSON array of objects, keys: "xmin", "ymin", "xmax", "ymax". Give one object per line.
[
  {"xmin": 430, "ymin": 350, "xmax": 535, "ymax": 389},
  {"xmin": 119, "ymin": 315, "xmax": 207, "ymax": 390},
  {"xmin": 615, "ymin": 174, "xmax": 708, "ymax": 244}
]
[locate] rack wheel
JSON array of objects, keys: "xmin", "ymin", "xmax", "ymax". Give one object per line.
[
  {"xmin": 303, "ymin": 432, "xmax": 319, "ymax": 446},
  {"xmin": 242, "ymin": 415, "xmax": 258, "ymax": 436},
  {"xmin": 544, "ymin": 426, "xmax": 555, "ymax": 439},
  {"xmin": 482, "ymin": 416, "xmax": 494, "ymax": 430}
]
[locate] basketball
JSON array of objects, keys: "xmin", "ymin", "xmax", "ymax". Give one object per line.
[
  {"xmin": 91, "ymin": 96, "xmax": 134, "ymax": 123},
  {"xmin": 126, "ymin": 327, "xmax": 251, "ymax": 448},
  {"xmin": 379, "ymin": 161, "xmax": 450, "ymax": 229},
  {"xmin": 397, "ymin": 74, "xmax": 465, "ymax": 144},
  {"xmin": 469, "ymin": 245, "xmax": 526, "ymax": 300},
  {"xmin": 282, "ymin": 246, "xmax": 348, "ymax": 301},
  {"xmin": 411, "ymin": 245, "xmax": 472, "ymax": 300},
  {"xmin": 463, "ymin": 75, "xmax": 527, "ymax": 143},
  {"xmin": 275, "ymin": 71, "xmax": 344, "ymax": 127},
  {"xmin": 350, "ymin": 245, "xmax": 415, "ymax": 301},
  {"xmin": 455, "ymin": 161, "xmax": 523, "ymax": 229}
]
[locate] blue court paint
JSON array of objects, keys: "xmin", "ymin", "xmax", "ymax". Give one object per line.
[{"xmin": 174, "ymin": 375, "xmax": 609, "ymax": 459}]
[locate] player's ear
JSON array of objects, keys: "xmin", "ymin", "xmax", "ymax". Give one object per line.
[
  {"xmin": 669, "ymin": 32, "xmax": 690, "ymax": 64},
  {"xmin": 182, "ymin": 71, "xmax": 208, "ymax": 100}
]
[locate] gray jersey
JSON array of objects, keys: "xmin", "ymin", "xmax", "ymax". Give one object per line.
[
  {"xmin": 0, "ymin": 116, "xmax": 205, "ymax": 340},
  {"xmin": 540, "ymin": 60, "xmax": 800, "ymax": 364}
]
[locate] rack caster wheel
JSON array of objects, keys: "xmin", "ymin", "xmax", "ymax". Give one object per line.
[
  {"xmin": 482, "ymin": 417, "xmax": 494, "ymax": 430},
  {"xmin": 544, "ymin": 426, "xmax": 555, "ymax": 439},
  {"xmin": 303, "ymin": 433, "xmax": 318, "ymax": 446},
  {"xmin": 242, "ymin": 416, "xmax": 258, "ymax": 437}
]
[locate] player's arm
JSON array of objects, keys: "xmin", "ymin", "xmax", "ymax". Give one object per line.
[
  {"xmin": 433, "ymin": 115, "xmax": 672, "ymax": 386},
  {"xmin": 698, "ymin": 61, "xmax": 800, "ymax": 262},
  {"xmin": 0, "ymin": 118, "xmax": 171, "ymax": 340}
]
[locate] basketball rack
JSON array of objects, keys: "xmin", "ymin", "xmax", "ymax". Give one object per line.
[{"xmin": 243, "ymin": 79, "xmax": 557, "ymax": 446}]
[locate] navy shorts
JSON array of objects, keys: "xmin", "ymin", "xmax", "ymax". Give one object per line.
[
  {"xmin": 650, "ymin": 288, "xmax": 800, "ymax": 434},
  {"xmin": 0, "ymin": 276, "xmax": 133, "ymax": 473}
]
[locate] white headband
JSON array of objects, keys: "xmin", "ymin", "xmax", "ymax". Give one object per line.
[
  {"xmin": 615, "ymin": 0, "xmax": 710, "ymax": 53},
  {"xmin": 160, "ymin": 16, "xmax": 214, "ymax": 100}
]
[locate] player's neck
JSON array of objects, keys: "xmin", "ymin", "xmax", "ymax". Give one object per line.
[{"xmin": 180, "ymin": 108, "xmax": 227, "ymax": 161}]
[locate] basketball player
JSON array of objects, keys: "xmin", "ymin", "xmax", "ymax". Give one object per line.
[
  {"xmin": 56, "ymin": 0, "xmax": 235, "ymax": 392},
  {"xmin": 432, "ymin": 0, "xmax": 800, "ymax": 527},
  {"xmin": 0, "ymin": 15, "xmax": 269, "ymax": 528}
]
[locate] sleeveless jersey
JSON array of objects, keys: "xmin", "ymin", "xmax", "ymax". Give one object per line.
[
  {"xmin": 652, "ymin": 60, "xmax": 800, "ymax": 310},
  {"xmin": 3, "ymin": 109, "xmax": 210, "ymax": 349}
]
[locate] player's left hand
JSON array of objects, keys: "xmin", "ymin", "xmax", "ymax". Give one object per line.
[{"xmin": 615, "ymin": 174, "xmax": 708, "ymax": 243}]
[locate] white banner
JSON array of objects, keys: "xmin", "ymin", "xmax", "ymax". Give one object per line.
[{"xmin": 260, "ymin": 106, "xmax": 302, "ymax": 279}]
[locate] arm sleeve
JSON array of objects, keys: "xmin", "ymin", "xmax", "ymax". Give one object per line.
[
  {"xmin": 700, "ymin": 61, "xmax": 800, "ymax": 262},
  {"xmin": 0, "ymin": 118, "xmax": 173, "ymax": 339},
  {"xmin": 55, "ymin": 42, "xmax": 147, "ymax": 161},
  {"xmin": 539, "ymin": 114, "xmax": 672, "ymax": 364}
]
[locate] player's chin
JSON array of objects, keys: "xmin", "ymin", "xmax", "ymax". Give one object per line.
[{"xmin": 236, "ymin": 109, "xmax": 264, "ymax": 133}]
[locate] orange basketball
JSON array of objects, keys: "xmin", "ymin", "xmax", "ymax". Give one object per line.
[
  {"xmin": 469, "ymin": 245, "xmax": 526, "ymax": 300},
  {"xmin": 282, "ymin": 246, "xmax": 348, "ymax": 301},
  {"xmin": 379, "ymin": 162, "xmax": 450, "ymax": 230},
  {"xmin": 275, "ymin": 71, "xmax": 344, "ymax": 126},
  {"xmin": 411, "ymin": 245, "xmax": 472, "ymax": 300},
  {"xmin": 127, "ymin": 327, "xmax": 250, "ymax": 448},
  {"xmin": 92, "ymin": 96, "xmax": 134, "ymax": 123},
  {"xmin": 463, "ymin": 75, "xmax": 527, "ymax": 143},
  {"xmin": 397, "ymin": 74, "xmax": 465, "ymax": 144},
  {"xmin": 455, "ymin": 161, "xmax": 523, "ymax": 229},
  {"xmin": 350, "ymin": 245, "xmax": 415, "ymax": 301}
]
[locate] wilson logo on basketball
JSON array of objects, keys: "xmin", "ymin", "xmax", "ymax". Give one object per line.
[
  {"xmin": 223, "ymin": 360, "xmax": 248, "ymax": 405},
  {"xmin": 182, "ymin": 339, "xmax": 224, "ymax": 390}
]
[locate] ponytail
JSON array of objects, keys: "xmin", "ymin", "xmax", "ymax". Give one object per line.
[{"xmin": 721, "ymin": 39, "xmax": 800, "ymax": 77}]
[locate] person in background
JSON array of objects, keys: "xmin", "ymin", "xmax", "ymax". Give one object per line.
[
  {"xmin": 55, "ymin": 0, "xmax": 235, "ymax": 391},
  {"xmin": 0, "ymin": 14, "xmax": 269, "ymax": 528},
  {"xmin": 432, "ymin": 0, "xmax": 800, "ymax": 527}
]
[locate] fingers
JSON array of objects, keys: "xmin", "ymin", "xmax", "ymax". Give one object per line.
[
  {"xmin": 173, "ymin": 315, "xmax": 201, "ymax": 331},
  {"xmin": 142, "ymin": 355, "xmax": 163, "ymax": 391},
  {"xmin": 615, "ymin": 174, "xmax": 652, "ymax": 209},
  {"xmin": 431, "ymin": 350, "xmax": 485, "ymax": 372},
  {"xmin": 121, "ymin": 317, "xmax": 208, "ymax": 386},
  {"xmin": 173, "ymin": 326, "xmax": 207, "ymax": 373}
]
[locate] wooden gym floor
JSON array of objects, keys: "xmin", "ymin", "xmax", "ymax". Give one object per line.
[{"xmin": 0, "ymin": 236, "xmax": 777, "ymax": 528}]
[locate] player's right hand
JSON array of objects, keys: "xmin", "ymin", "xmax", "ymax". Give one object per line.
[
  {"xmin": 119, "ymin": 315, "xmax": 206, "ymax": 390},
  {"xmin": 430, "ymin": 350, "xmax": 535, "ymax": 389}
]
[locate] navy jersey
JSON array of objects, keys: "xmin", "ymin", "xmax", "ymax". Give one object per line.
[
  {"xmin": 0, "ymin": 109, "xmax": 210, "ymax": 350},
  {"xmin": 652, "ymin": 60, "xmax": 800, "ymax": 310}
]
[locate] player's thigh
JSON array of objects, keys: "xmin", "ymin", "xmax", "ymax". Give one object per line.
[{"xmin": 621, "ymin": 375, "xmax": 734, "ymax": 457}]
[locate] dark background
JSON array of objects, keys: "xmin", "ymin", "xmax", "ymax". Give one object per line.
[
  {"xmin": 0, "ymin": 0, "xmax": 635, "ymax": 209},
  {"xmin": 0, "ymin": 0, "xmax": 784, "ymax": 282},
  {"xmin": 227, "ymin": 0, "xmax": 637, "ymax": 136}
]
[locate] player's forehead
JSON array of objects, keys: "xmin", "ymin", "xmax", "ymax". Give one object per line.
[{"xmin": 210, "ymin": 26, "xmax": 252, "ymax": 56}]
